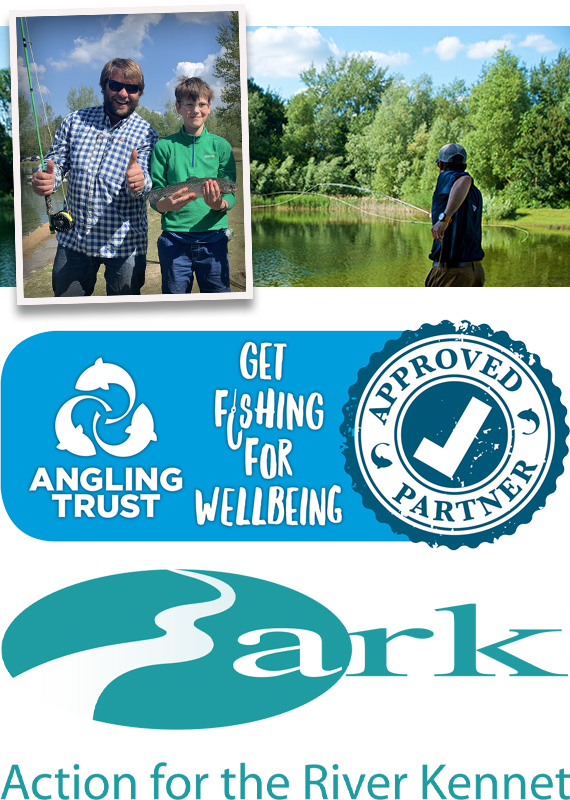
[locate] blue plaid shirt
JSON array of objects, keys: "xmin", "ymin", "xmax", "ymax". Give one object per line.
[{"xmin": 46, "ymin": 106, "xmax": 159, "ymax": 258}]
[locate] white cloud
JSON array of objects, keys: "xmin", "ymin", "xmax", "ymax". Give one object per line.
[
  {"xmin": 17, "ymin": 56, "xmax": 49, "ymax": 97},
  {"xmin": 46, "ymin": 14, "xmax": 163, "ymax": 71},
  {"xmin": 432, "ymin": 36, "xmax": 464, "ymax": 61},
  {"xmin": 466, "ymin": 38, "xmax": 513, "ymax": 59},
  {"xmin": 350, "ymin": 49, "xmax": 411, "ymax": 68},
  {"xmin": 175, "ymin": 12, "xmax": 229, "ymax": 25},
  {"xmin": 247, "ymin": 26, "xmax": 340, "ymax": 79},
  {"xmin": 519, "ymin": 33, "xmax": 557, "ymax": 53},
  {"xmin": 165, "ymin": 55, "xmax": 226, "ymax": 109}
]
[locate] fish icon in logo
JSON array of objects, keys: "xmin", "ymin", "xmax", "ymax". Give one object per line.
[
  {"xmin": 75, "ymin": 358, "xmax": 136, "ymax": 424},
  {"xmin": 2, "ymin": 570, "xmax": 352, "ymax": 729},
  {"xmin": 55, "ymin": 358, "xmax": 157, "ymax": 458},
  {"xmin": 55, "ymin": 396, "xmax": 112, "ymax": 457}
]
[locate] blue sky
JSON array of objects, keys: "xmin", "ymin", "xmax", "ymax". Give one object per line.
[
  {"xmin": 247, "ymin": 26, "xmax": 570, "ymax": 98},
  {"xmin": 13, "ymin": 12, "xmax": 233, "ymax": 118},
  {"xmin": 4, "ymin": 22, "xmax": 570, "ymax": 119},
  {"xmin": 0, "ymin": 27, "xmax": 8, "ymax": 69}
]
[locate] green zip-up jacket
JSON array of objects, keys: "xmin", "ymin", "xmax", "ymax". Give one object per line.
[{"xmin": 149, "ymin": 126, "xmax": 237, "ymax": 232}]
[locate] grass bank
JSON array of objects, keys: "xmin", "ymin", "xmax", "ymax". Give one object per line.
[
  {"xmin": 512, "ymin": 207, "xmax": 570, "ymax": 231},
  {"xmin": 252, "ymin": 192, "xmax": 570, "ymax": 231}
]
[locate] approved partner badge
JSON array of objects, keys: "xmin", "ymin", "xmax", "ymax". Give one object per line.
[{"xmin": 341, "ymin": 321, "xmax": 568, "ymax": 548}]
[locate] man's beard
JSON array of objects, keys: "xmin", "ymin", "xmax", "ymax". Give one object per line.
[{"xmin": 103, "ymin": 94, "xmax": 138, "ymax": 122}]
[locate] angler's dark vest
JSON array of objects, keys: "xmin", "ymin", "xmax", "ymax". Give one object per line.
[{"xmin": 429, "ymin": 170, "xmax": 484, "ymax": 263}]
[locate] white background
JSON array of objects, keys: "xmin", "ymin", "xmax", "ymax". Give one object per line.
[{"xmin": 1, "ymin": 0, "xmax": 570, "ymax": 797}]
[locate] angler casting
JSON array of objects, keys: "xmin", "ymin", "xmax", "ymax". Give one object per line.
[{"xmin": 426, "ymin": 143, "xmax": 485, "ymax": 288}]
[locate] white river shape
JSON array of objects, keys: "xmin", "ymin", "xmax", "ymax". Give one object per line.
[{"xmin": 14, "ymin": 571, "xmax": 236, "ymax": 719}]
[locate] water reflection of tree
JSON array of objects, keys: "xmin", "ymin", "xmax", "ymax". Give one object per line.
[
  {"xmin": 0, "ymin": 207, "xmax": 16, "ymax": 287},
  {"xmin": 0, "ymin": 68, "xmax": 13, "ymax": 198},
  {"xmin": 252, "ymin": 213, "xmax": 570, "ymax": 288}
]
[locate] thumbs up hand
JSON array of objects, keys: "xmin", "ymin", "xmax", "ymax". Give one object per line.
[
  {"xmin": 31, "ymin": 159, "xmax": 55, "ymax": 197},
  {"xmin": 126, "ymin": 149, "xmax": 145, "ymax": 194}
]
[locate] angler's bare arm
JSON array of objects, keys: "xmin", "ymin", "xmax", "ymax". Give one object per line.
[
  {"xmin": 431, "ymin": 174, "xmax": 473, "ymax": 241},
  {"xmin": 155, "ymin": 187, "xmax": 197, "ymax": 213}
]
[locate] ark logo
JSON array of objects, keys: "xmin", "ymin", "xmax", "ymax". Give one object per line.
[
  {"xmin": 55, "ymin": 358, "xmax": 157, "ymax": 458},
  {"xmin": 1, "ymin": 570, "xmax": 352, "ymax": 729}
]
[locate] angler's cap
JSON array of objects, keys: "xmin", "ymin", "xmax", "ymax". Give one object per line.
[{"xmin": 436, "ymin": 143, "xmax": 467, "ymax": 165}]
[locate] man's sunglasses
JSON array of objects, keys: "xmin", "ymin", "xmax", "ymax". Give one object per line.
[{"xmin": 106, "ymin": 79, "xmax": 141, "ymax": 94}]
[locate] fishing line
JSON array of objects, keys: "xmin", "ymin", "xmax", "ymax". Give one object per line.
[
  {"xmin": 20, "ymin": 17, "xmax": 74, "ymax": 234},
  {"xmin": 254, "ymin": 182, "xmax": 530, "ymax": 240},
  {"xmin": 254, "ymin": 182, "xmax": 430, "ymax": 217},
  {"xmin": 257, "ymin": 190, "xmax": 431, "ymax": 225}
]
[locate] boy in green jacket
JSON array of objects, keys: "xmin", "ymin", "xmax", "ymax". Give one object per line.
[{"xmin": 149, "ymin": 77, "xmax": 237, "ymax": 293}]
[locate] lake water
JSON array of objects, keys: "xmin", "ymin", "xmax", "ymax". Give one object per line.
[
  {"xmin": 21, "ymin": 180, "xmax": 68, "ymax": 236},
  {"xmin": 252, "ymin": 209, "xmax": 570, "ymax": 288},
  {"xmin": 0, "ymin": 206, "xmax": 16, "ymax": 288},
  {"xmin": 15, "ymin": 188, "xmax": 570, "ymax": 289}
]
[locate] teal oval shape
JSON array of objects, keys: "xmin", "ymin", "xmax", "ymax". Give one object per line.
[{"xmin": 2, "ymin": 569, "xmax": 352, "ymax": 729}]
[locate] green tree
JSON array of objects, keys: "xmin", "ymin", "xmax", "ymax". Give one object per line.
[
  {"xmin": 346, "ymin": 80, "xmax": 418, "ymax": 196},
  {"xmin": 0, "ymin": 68, "xmax": 11, "ymax": 134},
  {"xmin": 512, "ymin": 99, "xmax": 570, "ymax": 206},
  {"xmin": 0, "ymin": 68, "xmax": 12, "ymax": 195},
  {"xmin": 418, "ymin": 116, "xmax": 469, "ymax": 194},
  {"xmin": 282, "ymin": 55, "xmax": 389, "ymax": 166},
  {"xmin": 162, "ymin": 100, "xmax": 181, "ymax": 136},
  {"xmin": 433, "ymin": 78, "xmax": 469, "ymax": 124},
  {"xmin": 512, "ymin": 51, "xmax": 570, "ymax": 206},
  {"xmin": 66, "ymin": 84, "xmax": 98, "ymax": 112},
  {"xmin": 137, "ymin": 105, "xmax": 168, "ymax": 138},
  {"xmin": 247, "ymin": 79, "xmax": 286, "ymax": 164},
  {"xmin": 465, "ymin": 49, "xmax": 530, "ymax": 191},
  {"xmin": 213, "ymin": 10, "xmax": 242, "ymax": 146},
  {"xmin": 528, "ymin": 49, "xmax": 570, "ymax": 107},
  {"xmin": 18, "ymin": 93, "xmax": 37, "ymax": 158},
  {"xmin": 0, "ymin": 72, "xmax": 12, "ymax": 195},
  {"xmin": 409, "ymin": 74, "xmax": 436, "ymax": 129}
]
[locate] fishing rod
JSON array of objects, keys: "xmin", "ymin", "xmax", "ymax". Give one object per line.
[
  {"xmin": 254, "ymin": 182, "xmax": 431, "ymax": 216},
  {"xmin": 19, "ymin": 17, "xmax": 74, "ymax": 234},
  {"xmin": 255, "ymin": 182, "xmax": 530, "ymax": 240}
]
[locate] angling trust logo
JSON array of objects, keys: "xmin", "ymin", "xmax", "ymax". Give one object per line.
[
  {"xmin": 342, "ymin": 321, "xmax": 568, "ymax": 548},
  {"xmin": 54, "ymin": 357, "xmax": 156, "ymax": 458},
  {"xmin": 1, "ymin": 569, "xmax": 565, "ymax": 730},
  {"xmin": 28, "ymin": 358, "xmax": 182, "ymax": 519}
]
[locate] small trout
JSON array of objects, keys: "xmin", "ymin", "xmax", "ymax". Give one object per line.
[{"xmin": 149, "ymin": 177, "xmax": 238, "ymax": 206}]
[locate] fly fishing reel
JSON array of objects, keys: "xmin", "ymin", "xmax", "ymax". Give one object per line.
[
  {"xmin": 49, "ymin": 209, "xmax": 75, "ymax": 234},
  {"xmin": 45, "ymin": 194, "xmax": 75, "ymax": 234}
]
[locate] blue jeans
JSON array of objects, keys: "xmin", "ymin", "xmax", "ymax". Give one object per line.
[
  {"xmin": 52, "ymin": 245, "xmax": 146, "ymax": 297},
  {"xmin": 157, "ymin": 231, "xmax": 230, "ymax": 294}
]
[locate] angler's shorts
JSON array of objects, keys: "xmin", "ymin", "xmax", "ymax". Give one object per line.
[
  {"xmin": 157, "ymin": 230, "xmax": 230, "ymax": 294},
  {"xmin": 425, "ymin": 261, "xmax": 485, "ymax": 287}
]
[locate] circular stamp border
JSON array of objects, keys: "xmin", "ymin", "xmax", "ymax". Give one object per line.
[{"xmin": 340, "ymin": 321, "xmax": 569, "ymax": 549}]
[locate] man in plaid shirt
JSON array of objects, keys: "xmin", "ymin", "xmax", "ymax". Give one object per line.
[{"xmin": 31, "ymin": 58, "xmax": 159, "ymax": 297}]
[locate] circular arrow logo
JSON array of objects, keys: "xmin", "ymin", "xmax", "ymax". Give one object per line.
[
  {"xmin": 341, "ymin": 321, "xmax": 568, "ymax": 548},
  {"xmin": 55, "ymin": 358, "xmax": 157, "ymax": 458}
]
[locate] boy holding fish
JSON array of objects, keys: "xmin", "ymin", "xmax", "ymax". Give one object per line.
[{"xmin": 149, "ymin": 77, "xmax": 237, "ymax": 294}]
